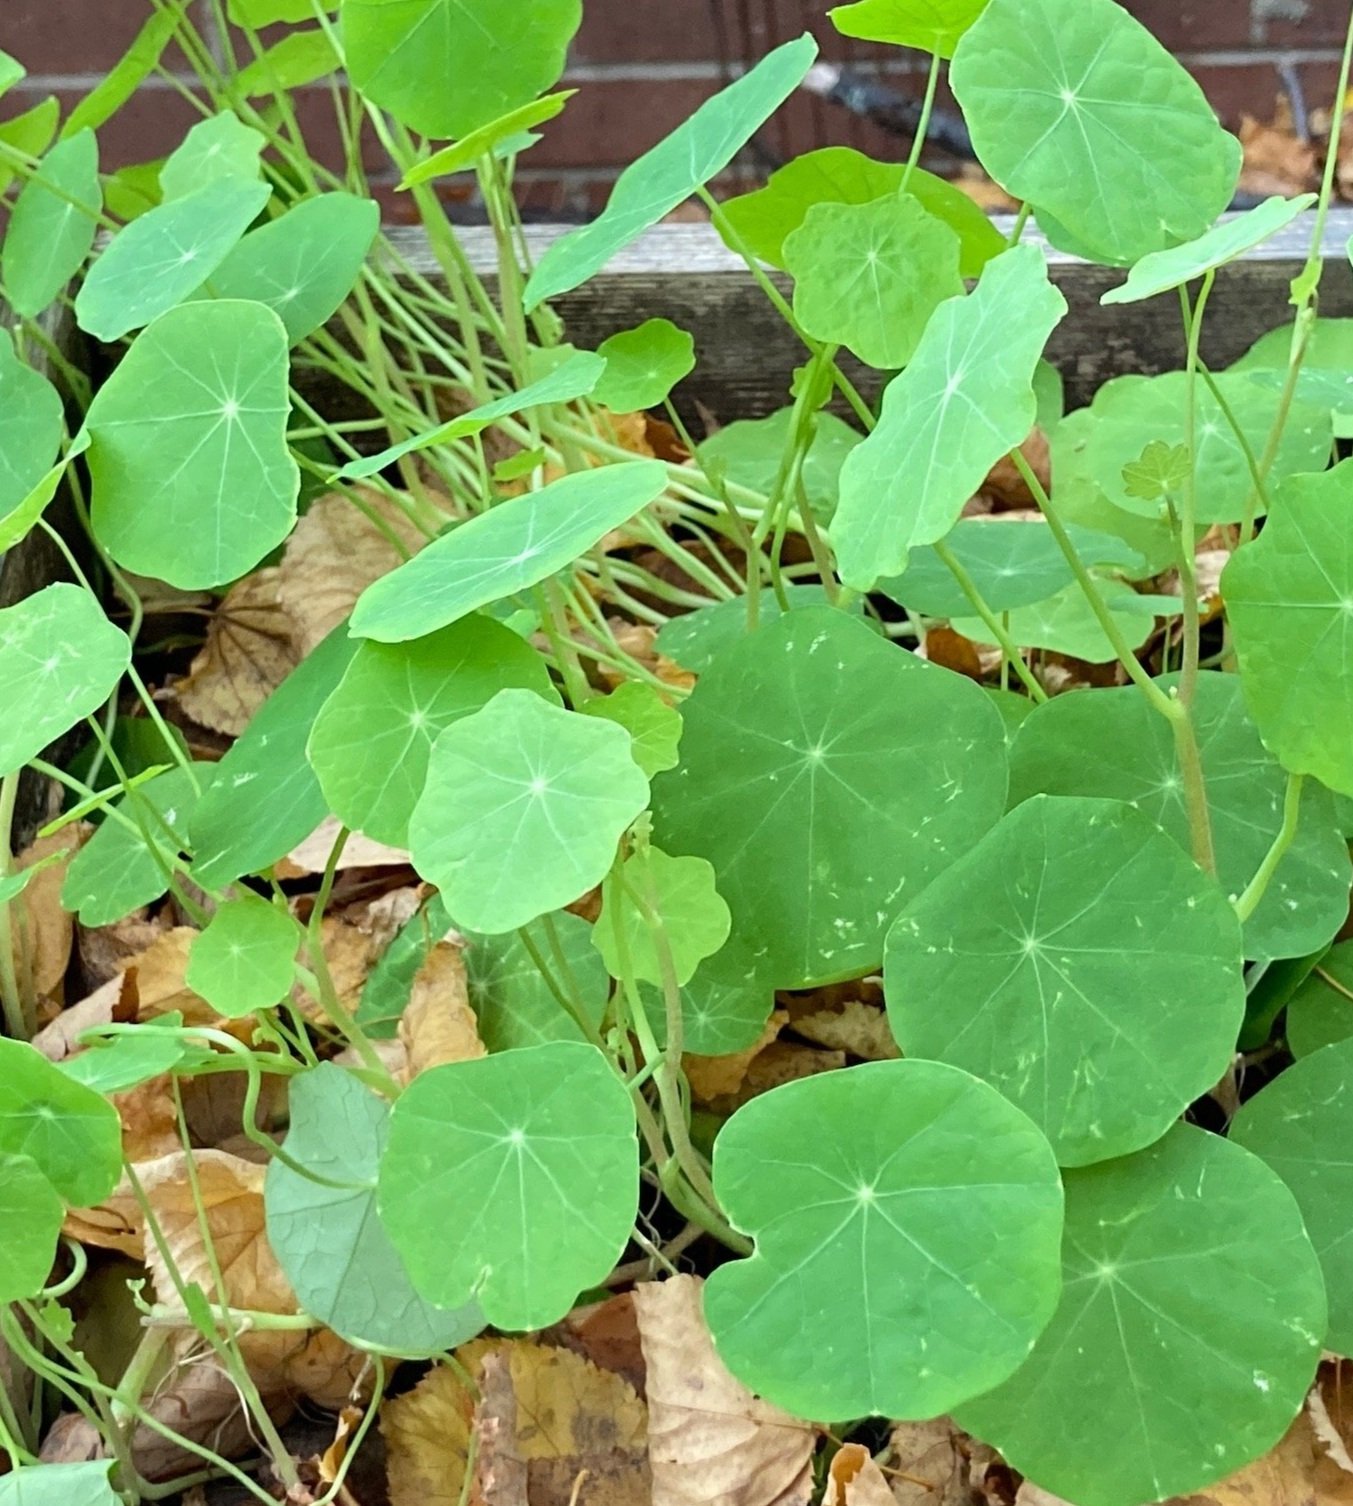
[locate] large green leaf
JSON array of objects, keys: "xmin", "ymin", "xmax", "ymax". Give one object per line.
[
  {"xmin": 191, "ymin": 624, "xmax": 359, "ymax": 889},
  {"xmin": 0, "ymin": 335, "xmax": 64, "ymax": 536},
  {"xmin": 345, "ymin": 0, "xmax": 579, "ymax": 140},
  {"xmin": 1009, "ymin": 674, "xmax": 1350, "ymax": 962},
  {"xmin": 351, "ymin": 461, "xmax": 667, "ymax": 642},
  {"xmin": 186, "ymin": 898, "xmax": 300, "ymax": 1018},
  {"xmin": 410, "ymin": 690, "xmax": 650, "ymax": 933},
  {"xmin": 85, "ymin": 300, "xmax": 299, "ymax": 589},
  {"xmin": 1225, "ymin": 462, "xmax": 1353, "ymax": 797},
  {"xmin": 593, "ymin": 846, "xmax": 730, "ymax": 988},
  {"xmin": 309, "ymin": 615, "xmax": 553, "ymax": 846},
  {"xmin": 266, "ymin": 1064, "xmax": 485, "ymax": 1354},
  {"xmin": 1232, "ymin": 1038, "xmax": 1353, "ymax": 1353},
  {"xmin": 886, "ymin": 795, "xmax": 1244, "ymax": 1166},
  {"xmin": 705, "ymin": 1059, "xmax": 1063, "ymax": 1420},
  {"xmin": 465, "ymin": 912, "xmax": 612, "ymax": 1053},
  {"xmin": 650, "ymin": 607, "xmax": 1007, "ymax": 989},
  {"xmin": 1232, "ymin": 318, "xmax": 1353, "ymax": 438},
  {"xmin": 378, "ymin": 1042, "xmax": 639, "ymax": 1329},
  {"xmin": 832, "ymin": 243, "xmax": 1066, "ymax": 591},
  {"xmin": 0, "ymin": 1153, "xmax": 64, "ymax": 1302},
  {"xmin": 697, "ymin": 410, "xmax": 862, "ymax": 525},
  {"xmin": 829, "ymin": 0, "xmax": 990, "ymax": 57},
  {"xmin": 956, "ymin": 1125, "xmax": 1326, "ymax": 1506},
  {"xmin": 2, "ymin": 130, "xmax": 100, "ymax": 318},
  {"xmin": 0, "ymin": 585, "xmax": 130, "ymax": 777},
  {"xmin": 0, "ymin": 1462, "xmax": 121, "ymax": 1506},
  {"xmin": 784, "ymin": 193, "xmax": 963, "ymax": 369},
  {"xmin": 524, "ymin": 36, "xmax": 818, "ymax": 309},
  {"xmin": 74, "ymin": 178, "xmax": 271, "ymax": 341},
  {"xmin": 951, "ymin": 0, "xmax": 1241, "ymax": 265},
  {"xmin": 1284, "ymin": 944, "xmax": 1353, "ymax": 1059},
  {"xmin": 0, "ymin": 1039, "xmax": 121, "ymax": 1206},
  {"xmin": 159, "ymin": 113, "xmax": 264, "ymax": 201},
  {"xmin": 198, "ymin": 193, "xmax": 379, "ymax": 344}
]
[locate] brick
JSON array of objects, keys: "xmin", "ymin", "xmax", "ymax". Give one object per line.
[{"xmin": 2, "ymin": 0, "xmax": 198, "ymax": 78}]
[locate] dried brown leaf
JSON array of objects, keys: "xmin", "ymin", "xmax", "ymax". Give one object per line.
[
  {"xmin": 382, "ymin": 1355, "xmax": 479, "ymax": 1506},
  {"xmin": 684, "ymin": 1010, "xmax": 786, "ymax": 1106},
  {"xmin": 825, "ymin": 1444, "xmax": 895, "ymax": 1506},
  {"xmin": 77, "ymin": 913, "xmax": 170, "ymax": 989},
  {"xmin": 1239, "ymin": 114, "xmax": 1317, "ymax": 200},
  {"xmin": 919, "ymin": 627, "xmax": 983, "ymax": 681},
  {"xmin": 634, "ymin": 1275, "xmax": 817, "ymax": 1506},
  {"xmin": 399, "ymin": 940, "xmax": 484, "ymax": 1079},
  {"xmin": 702, "ymin": 1040, "xmax": 846, "ymax": 1115},
  {"xmin": 10, "ymin": 826, "xmax": 88, "ymax": 1007},
  {"xmin": 984, "ymin": 429, "xmax": 1051, "ymax": 511},
  {"xmin": 32, "ymin": 971, "xmax": 137, "ymax": 1063},
  {"xmin": 596, "ymin": 620, "xmax": 697, "ymax": 693},
  {"xmin": 886, "ymin": 1418, "xmax": 980, "ymax": 1506},
  {"xmin": 790, "ymin": 1001, "xmax": 899, "ymax": 1062},
  {"xmin": 550, "ymin": 1293, "xmax": 647, "ymax": 1398},
  {"xmin": 279, "ymin": 816, "xmax": 413, "ymax": 879}
]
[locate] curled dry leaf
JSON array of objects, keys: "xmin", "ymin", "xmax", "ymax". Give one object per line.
[
  {"xmin": 32, "ymin": 970, "xmax": 137, "ymax": 1062},
  {"xmin": 633, "ymin": 1274, "xmax": 817, "ymax": 1506},
  {"xmin": 700, "ymin": 1040, "xmax": 846, "ymax": 1117},
  {"xmin": 919, "ymin": 627, "xmax": 984, "ymax": 681},
  {"xmin": 886, "ymin": 1417, "xmax": 988, "ymax": 1506},
  {"xmin": 790, "ymin": 1000, "xmax": 900, "ymax": 1062},
  {"xmin": 596, "ymin": 619, "xmax": 696, "ymax": 693},
  {"xmin": 1310, "ymin": 1360, "xmax": 1353, "ymax": 1476},
  {"xmin": 10, "ymin": 825, "xmax": 89, "ymax": 1007},
  {"xmin": 550, "ymin": 1292, "xmax": 648, "ymax": 1397},
  {"xmin": 824, "ymin": 1444, "xmax": 895, "ymax": 1506},
  {"xmin": 1239, "ymin": 111, "xmax": 1317, "ymax": 200},
  {"xmin": 684, "ymin": 1010, "xmax": 787, "ymax": 1106},
  {"xmin": 399, "ymin": 939, "xmax": 484, "ymax": 1079},
  {"xmin": 279, "ymin": 815, "xmax": 414, "ymax": 879},
  {"xmin": 78, "ymin": 912, "xmax": 171, "ymax": 988}
]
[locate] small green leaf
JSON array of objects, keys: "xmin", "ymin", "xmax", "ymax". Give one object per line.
[
  {"xmin": 640, "ymin": 942, "xmax": 776, "ymax": 1056},
  {"xmin": 0, "ymin": 334, "xmax": 64, "ymax": 530},
  {"xmin": 0, "ymin": 1153, "xmax": 64, "ymax": 1302},
  {"xmin": 1225, "ymin": 462, "xmax": 1353, "ymax": 796},
  {"xmin": 345, "ymin": 0, "xmax": 581, "ymax": 141},
  {"xmin": 0, "ymin": 852, "xmax": 64, "ymax": 908},
  {"xmin": 833, "ymin": 244, "xmax": 1066, "ymax": 590},
  {"xmin": 1284, "ymin": 946, "xmax": 1353, "ymax": 1058},
  {"xmin": 378, "ymin": 1042, "xmax": 639, "ymax": 1329},
  {"xmin": 411, "ymin": 690, "xmax": 650, "ymax": 934},
  {"xmin": 951, "ymin": 0, "xmax": 1241, "ymax": 265},
  {"xmin": 0, "ymin": 52, "xmax": 23, "ymax": 96},
  {"xmin": 308, "ymin": 614, "xmax": 555, "ymax": 846},
  {"xmin": 2, "ymin": 130, "xmax": 101, "ymax": 318},
  {"xmin": 886, "ymin": 795, "xmax": 1244, "ymax": 1165},
  {"xmin": 400, "ymin": 93, "xmax": 575, "ymax": 185},
  {"xmin": 580, "ymin": 683, "xmax": 682, "ymax": 777},
  {"xmin": 1120, "ymin": 439, "xmax": 1192, "ymax": 502},
  {"xmin": 74, "ymin": 178, "xmax": 271, "ymax": 341},
  {"xmin": 705, "ymin": 1059, "xmax": 1064, "ymax": 1419},
  {"xmin": 159, "ymin": 113, "xmax": 264, "ymax": 200},
  {"xmin": 357, "ymin": 895, "xmax": 454, "ymax": 1037},
  {"xmin": 784, "ymin": 193, "xmax": 963, "ymax": 369},
  {"xmin": 949, "ymin": 578, "xmax": 1168, "ymax": 664},
  {"xmin": 0, "ymin": 97, "xmax": 60, "ymax": 197},
  {"xmin": 85, "ymin": 300, "xmax": 299, "ymax": 589},
  {"xmin": 266, "ymin": 1064, "xmax": 485, "ymax": 1354},
  {"xmin": 186, "ymin": 898, "xmax": 300, "ymax": 1017},
  {"xmin": 351, "ymin": 461, "xmax": 668, "ymax": 643},
  {"xmin": 595, "ymin": 847, "xmax": 730, "ymax": 988},
  {"xmin": 466, "ymin": 911, "xmax": 612, "ymax": 1052},
  {"xmin": 0, "ymin": 584, "xmax": 130, "ymax": 778},
  {"xmin": 102, "ymin": 161, "xmax": 163, "ymax": 221},
  {"xmin": 60, "ymin": 1015, "xmax": 206, "ymax": 1094},
  {"xmin": 0, "ymin": 451, "xmax": 76, "ymax": 556},
  {"xmin": 697, "ymin": 409, "xmax": 862, "ymax": 525},
  {"xmin": 594, "ymin": 319, "xmax": 696, "ymax": 411},
  {"xmin": 0, "ymin": 1461, "xmax": 121, "ymax": 1506},
  {"xmin": 62, "ymin": 9, "xmax": 180, "ymax": 138},
  {"xmin": 524, "ymin": 36, "xmax": 818, "ymax": 309},
  {"xmin": 829, "ymin": 0, "xmax": 990, "ymax": 57},
  {"xmin": 1103, "ymin": 194, "xmax": 1316, "ymax": 305},
  {"xmin": 957, "ymin": 1124, "xmax": 1326, "ymax": 1506},
  {"xmin": 0, "ymin": 1038, "xmax": 122, "ymax": 1206},
  {"xmin": 236, "ymin": 30, "xmax": 339, "ymax": 94}
]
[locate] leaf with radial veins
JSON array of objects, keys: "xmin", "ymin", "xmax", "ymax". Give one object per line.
[
  {"xmin": 705, "ymin": 1059, "xmax": 1064, "ymax": 1421},
  {"xmin": 74, "ymin": 178, "xmax": 270, "ymax": 340},
  {"xmin": 84, "ymin": 300, "xmax": 298, "ymax": 589},
  {"xmin": 0, "ymin": 1461, "xmax": 122, "ymax": 1506},
  {"xmin": 1103, "ymin": 194, "xmax": 1316, "ymax": 304},
  {"xmin": 697, "ymin": 410, "xmax": 862, "ymax": 525},
  {"xmin": 345, "ymin": 0, "xmax": 580, "ymax": 140},
  {"xmin": 524, "ymin": 35, "xmax": 817, "ymax": 309},
  {"xmin": 1225, "ymin": 461, "xmax": 1353, "ymax": 796},
  {"xmin": 351, "ymin": 461, "xmax": 667, "ymax": 642},
  {"xmin": 308, "ymin": 614, "xmax": 555, "ymax": 847},
  {"xmin": 580, "ymin": 682, "xmax": 682, "ymax": 777},
  {"xmin": 400, "ymin": 92, "xmax": 575, "ymax": 185},
  {"xmin": 594, "ymin": 847, "xmax": 730, "ymax": 988},
  {"xmin": 957, "ymin": 1125, "xmax": 1325, "ymax": 1506},
  {"xmin": 719, "ymin": 147, "xmax": 1004, "ymax": 275},
  {"xmin": 410, "ymin": 690, "xmax": 650, "ymax": 934},
  {"xmin": 1010, "ymin": 674, "xmax": 1351, "ymax": 963},
  {"xmin": 885, "ymin": 796, "xmax": 1244, "ymax": 1166},
  {"xmin": 784, "ymin": 193, "xmax": 963, "ymax": 368},
  {"xmin": 0, "ymin": 1154, "xmax": 64, "ymax": 1302},
  {"xmin": 159, "ymin": 113, "xmax": 264, "ymax": 200},
  {"xmin": 594, "ymin": 319, "xmax": 696, "ymax": 411},
  {"xmin": 198, "ymin": 193, "xmax": 379, "ymax": 343},
  {"xmin": 639, "ymin": 932, "xmax": 777, "ymax": 1056},
  {"xmin": 0, "ymin": 585, "xmax": 130, "ymax": 777},
  {"xmin": 0, "ymin": 335, "xmax": 64, "ymax": 528},
  {"xmin": 832, "ymin": 244, "xmax": 1066, "ymax": 591},
  {"xmin": 829, "ymin": 0, "xmax": 990, "ymax": 56},
  {"xmin": 60, "ymin": 1014, "xmax": 210, "ymax": 1095},
  {"xmin": 1232, "ymin": 318, "xmax": 1353, "ymax": 437},
  {"xmin": 378, "ymin": 1042, "xmax": 639, "ymax": 1329},
  {"xmin": 266, "ymin": 1064, "xmax": 485, "ymax": 1354},
  {"xmin": 650, "ymin": 607, "xmax": 1008, "ymax": 989},
  {"xmin": 0, "ymin": 1039, "xmax": 122, "ymax": 1205},
  {"xmin": 951, "ymin": 0, "xmax": 1241, "ymax": 265},
  {"xmin": 949, "ymin": 579, "xmax": 1173, "ymax": 664},
  {"xmin": 2, "ymin": 130, "xmax": 100, "ymax": 318},
  {"xmin": 1232, "ymin": 1037, "xmax": 1353, "ymax": 1353},
  {"xmin": 186, "ymin": 898, "xmax": 300, "ymax": 1018}
]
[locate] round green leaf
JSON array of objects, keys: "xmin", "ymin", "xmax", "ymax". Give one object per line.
[
  {"xmin": 350, "ymin": 461, "xmax": 667, "ymax": 643},
  {"xmin": 266, "ymin": 1063, "xmax": 484, "ymax": 1354},
  {"xmin": 344, "ymin": 0, "xmax": 579, "ymax": 141},
  {"xmin": 949, "ymin": 578, "xmax": 1168, "ymax": 664},
  {"xmin": 697, "ymin": 410, "xmax": 861, "ymax": 525},
  {"xmin": 186, "ymin": 898, "xmax": 300, "ymax": 1017},
  {"xmin": 1009, "ymin": 674, "xmax": 1351, "ymax": 963},
  {"xmin": 0, "ymin": 1038, "xmax": 122, "ymax": 1206},
  {"xmin": 1284, "ymin": 945, "xmax": 1353, "ymax": 1058},
  {"xmin": 2, "ymin": 130, "xmax": 100, "ymax": 318},
  {"xmin": 956, "ymin": 1124, "xmax": 1326, "ymax": 1506},
  {"xmin": 85, "ymin": 300, "xmax": 299, "ymax": 589},
  {"xmin": 74, "ymin": 178, "xmax": 271, "ymax": 341},
  {"xmin": 704, "ymin": 1058, "xmax": 1064, "ymax": 1420},
  {"xmin": 656, "ymin": 587, "xmax": 854, "ymax": 672},
  {"xmin": 784, "ymin": 193, "xmax": 963, "ymax": 369},
  {"xmin": 159, "ymin": 113, "xmax": 264, "ymax": 201},
  {"xmin": 579, "ymin": 683, "xmax": 682, "ymax": 778},
  {"xmin": 465, "ymin": 911, "xmax": 611, "ymax": 1053},
  {"xmin": 0, "ymin": 1461, "xmax": 121, "ymax": 1506},
  {"xmin": 1232, "ymin": 318, "xmax": 1353, "ymax": 437},
  {"xmin": 829, "ymin": 0, "xmax": 990, "ymax": 57},
  {"xmin": 594, "ymin": 318, "xmax": 696, "ymax": 412},
  {"xmin": 0, "ymin": 1153, "xmax": 64, "ymax": 1302},
  {"xmin": 886, "ymin": 795, "xmax": 1244, "ymax": 1165},
  {"xmin": 1225, "ymin": 461, "xmax": 1353, "ymax": 797},
  {"xmin": 951, "ymin": 0, "xmax": 1241, "ymax": 265},
  {"xmin": 594, "ymin": 847, "xmax": 730, "ymax": 988},
  {"xmin": 378, "ymin": 1041, "xmax": 639, "ymax": 1329},
  {"xmin": 0, "ymin": 584, "xmax": 131, "ymax": 777},
  {"xmin": 410, "ymin": 689, "xmax": 650, "ymax": 934},
  {"xmin": 308, "ymin": 614, "xmax": 554, "ymax": 847},
  {"xmin": 0, "ymin": 335, "xmax": 63, "ymax": 531},
  {"xmin": 650, "ymin": 607, "xmax": 1008, "ymax": 990}
]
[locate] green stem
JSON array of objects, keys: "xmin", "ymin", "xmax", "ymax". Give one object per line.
[
  {"xmin": 0, "ymin": 773, "xmax": 30, "ymax": 1040},
  {"xmin": 900, "ymin": 52, "xmax": 941, "ymax": 193},
  {"xmin": 931, "ymin": 541, "xmax": 1047, "ymax": 702},
  {"xmin": 1234, "ymin": 773, "xmax": 1304, "ymax": 922}
]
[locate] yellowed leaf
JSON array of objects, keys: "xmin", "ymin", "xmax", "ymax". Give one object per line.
[
  {"xmin": 825, "ymin": 1444, "xmax": 895, "ymax": 1506},
  {"xmin": 634, "ymin": 1275, "xmax": 816, "ymax": 1506},
  {"xmin": 382, "ymin": 1356, "xmax": 479, "ymax": 1506},
  {"xmin": 400, "ymin": 940, "xmax": 484, "ymax": 1079}
]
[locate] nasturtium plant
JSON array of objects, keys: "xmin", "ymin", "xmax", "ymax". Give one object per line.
[
  {"xmin": 159, "ymin": 112, "xmax": 263, "ymax": 200},
  {"xmin": 465, "ymin": 912, "xmax": 612, "ymax": 1053},
  {"xmin": 0, "ymin": 1153, "xmax": 65, "ymax": 1302},
  {"xmin": 697, "ymin": 409, "xmax": 861, "ymax": 523},
  {"xmin": 0, "ymin": 1039, "xmax": 121, "ymax": 1206},
  {"xmin": 60, "ymin": 1014, "xmax": 208, "ymax": 1094},
  {"xmin": 0, "ymin": 1461, "xmax": 122, "ymax": 1506},
  {"xmin": 1283, "ymin": 944, "xmax": 1353, "ymax": 1058},
  {"xmin": 400, "ymin": 93, "xmax": 575, "ymax": 186},
  {"xmin": 1, "ymin": 129, "xmax": 100, "ymax": 318},
  {"xmin": 949, "ymin": 580, "xmax": 1172, "ymax": 664},
  {"xmin": 0, "ymin": 335, "xmax": 64, "ymax": 530},
  {"xmin": 594, "ymin": 318, "xmax": 696, "ymax": 411},
  {"xmin": 579, "ymin": 682, "xmax": 682, "ymax": 777},
  {"xmin": 186, "ymin": 897, "xmax": 300, "ymax": 1017},
  {"xmin": 594, "ymin": 846, "xmax": 731, "ymax": 988},
  {"xmin": 830, "ymin": 0, "xmax": 991, "ymax": 55}
]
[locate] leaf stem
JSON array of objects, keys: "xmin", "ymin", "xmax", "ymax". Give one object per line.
[{"xmin": 1234, "ymin": 772, "xmax": 1304, "ymax": 922}]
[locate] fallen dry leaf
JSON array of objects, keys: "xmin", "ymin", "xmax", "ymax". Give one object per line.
[
  {"xmin": 1240, "ymin": 111, "xmax": 1317, "ymax": 200},
  {"xmin": 919, "ymin": 626, "xmax": 984, "ymax": 680},
  {"xmin": 10, "ymin": 825, "xmax": 88, "ymax": 1007},
  {"xmin": 886, "ymin": 1417, "xmax": 984, "ymax": 1506},
  {"xmin": 701, "ymin": 1040, "xmax": 846, "ymax": 1116},
  {"xmin": 985, "ymin": 429, "xmax": 1051, "ymax": 511},
  {"xmin": 550, "ymin": 1292, "xmax": 647, "ymax": 1397},
  {"xmin": 279, "ymin": 816, "xmax": 413, "ymax": 879},
  {"xmin": 684, "ymin": 1010, "xmax": 787, "ymax": 1105},
  {"xmin": 595, "ymin": 620, "xmax": 696, "ymax": 694},
  {"xmin": 32, "ymin": 971, "xmax": 137, "ymax": 1062},
  {"xmin": 77, "ymin": 912, "xmax": 171, "ymax": 988},
  {"xmin": 634, "ymin": 1275, "xmax": 817, "ymax": 1506},
  {"xmin": 1309, "ymin": 1360, "xmax": 1353, "ymax": 1476},
  {"xmin": 382, "ymin": 1349, "xmax": 484, "ymax": 1506},
  {"xmin": 118, "ymin": 927, "xmax": 216, "ymax": 1027},
  {"xmin": 399, "ymin": 940, "xmax": 484, "ymax": 1079},
  {"xmin": 825, "ymin": 1444, "xmax": 894, "ymax": 1506},
  {"xmin": 790, "ymin": 1001, "xmax": 899, "ymax": 1062},
  {"xmin": 112, "ymin": 1072, "xmax": 182, "ymax": 1164}
]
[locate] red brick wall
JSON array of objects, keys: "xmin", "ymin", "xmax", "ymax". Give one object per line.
[{"xmin": 2, "ymin": 0, "xmax": 1347, "ymax": 215}]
